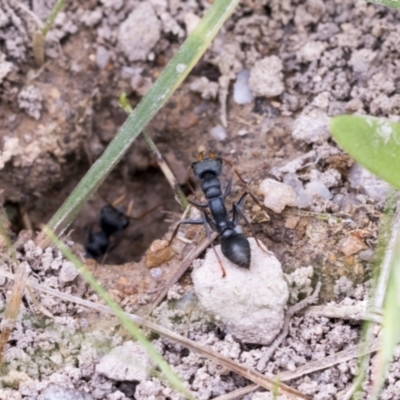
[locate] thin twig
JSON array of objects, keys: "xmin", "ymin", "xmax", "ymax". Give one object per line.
[
  {"xmin": 257, "ymin": 282, "xmax": 322, "ymax": 371},
  {"xmin": 148, "ymin": 232, "xmax": 218, "ymax": 313},
  {"xmin": 0, "ymin": 262, "xmax": 28, "ymax": 368},
  {"xmin": 212, "ymin": 338, "xmax": 380, "ymax": 400},
  {"xmin": 0, "ymin": 269, "xmax": 308, "ymax": 399},
  {"xmin": 119, "ymin": 95, "xmax": 188, "ymax": 209}
]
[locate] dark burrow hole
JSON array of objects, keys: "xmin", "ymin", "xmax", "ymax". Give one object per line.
[
  {"xmin": 70, "ymin": 167, "xmax": 181, "ymax": 265},
  {"xmin": 19, "ymin": 163, "xmax": 181, "ymax": 265},
  {"xmin": 115, "ymin": 381, "xmax": 138, "ymax": 398}
]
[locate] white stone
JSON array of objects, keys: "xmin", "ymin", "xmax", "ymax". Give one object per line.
[
  {"xmin": 96, "ymin": 341, "xmax": 152, "ymax": 381},
  {"xmin": 249, "ymin": 56, "xmax": 284, "ymax": 98},
  {"xmin": 59, "ymin": 261, "xmax": 79, "ymax": 284},
  {"xmin": 292, "ymin": 108, "xmax": 330, "ymax": 144},
  {"xmin": 259, "ymin": 179, "xmax": 298, "ymax": 213},
  {"xmin": 184, "ymin": 12, "xmax": 200, "ymax": 35},
  {"xmin": 38, "ymin": 383, "xmax": 92, "ymax": 400},
  {"xmin": 118, "ymin": 3, "xmax": 161, "ymax": 62},
  {"xmin": 192, "ymin": 239, "xmax": 288, "ymax": 345},
  {"xmin": 297, "ymin": 181, "xmax": 332, "ymax": 208},
  {"xmin": 190, "ymin": 77, "xmax": 218, "ymax": 100},
  {"xmin": 96, "ymin": 46, "xmax": 110, "ymax": 69},
  {"xmin": 348, "ymin": 163, "xmax": 389, "ymax": 202},
  {"xmin": 233, "ymin": 69, "xmax": 253, "ymax": 104},
  {"xmin": 210, "ymin": 125, "xmax": 227, "ymax": 141},
  {"xmin": 297, "ymin": 41, "xmax": 327, "ymax": 63}
]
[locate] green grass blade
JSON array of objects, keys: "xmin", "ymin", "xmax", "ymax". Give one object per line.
[
  {"xmin": 43, "ymin": 227, "xmax": 196, "ymax": 400},
  {"xmin": 41, "ymin": 0, "xmax": 66, "ymax": 36},
  {"xmin": 40, "ymin": 0, "xmax": 239, "ymax": 242},
  {"xmin": 330, "ymin": 115, "xmax": 400, "ymax": 189},
  {"xmin": 367, "ymin": 0, "xmax": 400, "ymax": 8},
  {"xmin": 371, "ymin": 235, "xmax": 400, "ymax": 398}
]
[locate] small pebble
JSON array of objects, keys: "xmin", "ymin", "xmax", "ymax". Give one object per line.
[
  {"xmin": 210, "ymin": 125, "xmax": 227, "ymax": 141},
  {"xmin": 145, "ymin": 239, "xmax": 174, "ymax": 268},
  {"xmin": 359, "ymin": 249, "xmax": 375, "ymax": 262},
  {"xmin": 340, "ymin": 235, "xmax": 368, "ymax": 257},
  {"xmin": 233, "ymin": 70, "xmax": 253, "ymax": 104},
  {"xmin": 38, "ymin": 383, "xmax": 93, "ymax": 400},
  {"xmin": 259, "ymin": 178, "xmax": 298, "ymax": 213},
  {"xmin": 118, "ymin": 3, "xmax": 161, "ymax": 62},
  {"xmin": 292, "ymin": 108, "xmax": 330, "ymax": 144},
  {"xmin": 298, "ymin": 181, "xmax": 332, "ymax": 208},
  {"xmin": 59, "ymin": 261, "xmax": 79, "ymax": 284},
  {"xmin": 96, "ymin": 46, "xmax": 110, "ymax": 69},
  {"xmin": 249, "ymin": 56, "xmax": 284, "ymax": 97},
  {"xmin": 96, "ymin": 341, "xmax": 152, "ymax": 381},
  {"xmin": 348, "ymin": 163, "xmax": 389, "ymax": 202}
]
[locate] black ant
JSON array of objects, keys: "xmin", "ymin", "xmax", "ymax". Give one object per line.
[
  {"xmin": 85, "ymin": 205, "xmax": 130, "ymax": 258},
  {"xmin": 172, "ymin": 152, "xmax": 265, "ymax": 274},
  {"xmin": 85, "ymin": 198, "xmax": 161, "ymax": 260}
]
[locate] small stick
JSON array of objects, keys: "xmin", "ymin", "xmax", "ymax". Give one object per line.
[
  {"xmin": 148, "ymin": 231, "xmax": 218, "ymax": 313},
  {"xmin": 0, "ymin": 269, "xmax": 308, "ymax": 399},
  {"xmin": 257, "ymin": 282, "xmax": 322, "ymax": 371},
  {"xmin": 212, "ymin": 336, "xmax": 380, "ymax": 400},
  {"xmin": 119, "ymin": 94, "xmax": 188, "ymax": 209},
  {"xmin": 0, "ymin": 263, "xmax": 28, "ymax": 368}
]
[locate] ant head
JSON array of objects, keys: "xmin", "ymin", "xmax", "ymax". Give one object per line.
[{"xmin": 192, "ymin": 152, "xmax": 222, "ymax": 179}]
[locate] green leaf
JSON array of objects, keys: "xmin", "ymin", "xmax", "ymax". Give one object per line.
[
  {"xmin": 368, "ymin": 0, "xmax": 400, "ymax": 9},
  {"xmin": 330, "ymin": 115, "xmax": 400, "ymax": 189}
]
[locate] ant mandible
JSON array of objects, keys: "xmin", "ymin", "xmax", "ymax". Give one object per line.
[{"xmin": 173, "ymin": 152, "xmax": 262, "ymax": 272}]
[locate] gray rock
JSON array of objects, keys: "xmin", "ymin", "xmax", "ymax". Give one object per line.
[
  {"xmin": 38, "ymin": 384, "xmax": 93, "ymax": 400},
  {"xmin": 348, "ymin": 163, "xmax": 390, "ymax": 202},
  {"xmin": 96, "ymin": 341, "xmax": 152, "ymax": 381},
  {"xmin": 17, "ymin": 86, "xmax": 42, "ymax": 120},
  {"xmin": 249, "ymin": 56, "xmax": 284, "ymax": 98},
  {"xmin": 292, "ymin": 108, "xmax": 330, "ymax": 144},
  {"xmin": 96, "ymin": 46, "xmax": 110, "ymax": 69},
  {"xmin": 59, "ymin": 261, "xmax": 79, "ymax": 284},
  {"xmin": 259, "ymin": 179, "xmax": 298, "ymax": 213},
  {"xmin": 192, "ymin": 239, "xmax": 288, "ymax": 345},
  {"xmin": 118, "ymin": 3, "xmax": 161, "ymax": 62}
]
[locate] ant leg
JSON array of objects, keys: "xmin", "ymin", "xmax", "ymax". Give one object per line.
[
  {"xmin": 178, "ymin": 206, "xmax": 225, "ymax": 276},
  {"xmin": 167, "ymin": 217, "xmax": 204, "ymax": 246},
  {"xmin": 220, "ymin": 156, "xmax": 249, "ymax": 185},
  {"xmin": 112, "ymin": 193, "xmax": 126, "ymax": 207},
  {"xmin": 220, "ymin": 157, "xmax": 271, "ymax": 214},
  {"xmin": 188, "ymin": 199, "xmax": 208, "ymax": 208},
  {"xmin": 198, "ymin": 209, "xmax": 226, "ymax": 277},
  {"xmin": 232, "ymin": 196, "xmax": 272, "ymax": 255},
  {"xmin": 126, "ymin": 201, "xmax": 166, "ymax": 221},
  {"xmin": 223, "ymin": 176, "xmax": 233, "ymax": 199}
]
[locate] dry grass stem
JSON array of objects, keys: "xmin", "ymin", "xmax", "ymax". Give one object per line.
[
  {"xmin": 0, "ymin": 262, "xmax": 28, "ymax": 368},
  {"xmin": 213, "ymin": 338, "xmax": 381, "ymax": 400},
  {"xmin": 0, "ymin": 269, "xmax": 308, "ymax": 399},
  {"xmin": 148, "ymin": 231, "xmax": 218, "ymax": 313}
]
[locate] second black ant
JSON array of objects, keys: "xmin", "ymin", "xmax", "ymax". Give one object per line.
[{"xmin": 85, "ymin": 197, "xmax": 161, "ymax": 260}]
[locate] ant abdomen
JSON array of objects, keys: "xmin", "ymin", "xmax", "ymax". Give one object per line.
[
  {"xmin": 86, "ymin": 231, "xmax": 109, "ymax": 258},
  {"xmin": 221, "ymin": 233, "xmax": 251, "ymax": 269},
  {"xmin": 99, "ymin": 205, "xmax": 130, "ymax": 236}
]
